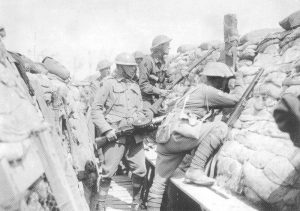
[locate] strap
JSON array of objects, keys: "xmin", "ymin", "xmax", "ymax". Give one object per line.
[
  {"xmin": 180, "ymin": 94, "xmax": 190, "ymax": 117},
  {"xmin": 174, "ymin": 86, "xmax": 198, "ymax": 110},
  {"xmin": 104, "ymin": 95, "xmax": 117, "ymax": 117},
  {"xmin": 103, "ymin": 79, "xmax": 120, "ymax": 117}
]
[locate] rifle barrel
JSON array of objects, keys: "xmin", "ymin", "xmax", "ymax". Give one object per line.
[
  {"xmin": 226, "ymin": 68, "xmax": 264, "ymax": 127},
  {"xmin": 169, "ymin": 48, "xmax": 216, "ymax": 90}
]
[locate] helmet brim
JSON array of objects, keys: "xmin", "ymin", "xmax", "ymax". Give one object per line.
[
  {"xmin": 115, "ymin": 62, "xmax": 137, "ymax": 66},
  {"xmin": 150, "ymin": 38, "xmax": 172, "ymax": 50}
]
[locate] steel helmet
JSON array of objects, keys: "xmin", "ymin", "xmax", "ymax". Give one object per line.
[
  {"xmin": 115, "ymin": 52, "xmax": 137, "ymax": 66},
  {"xmin": 151, "ymin": 35, "xmax": 172, "ymax": 50},
  {"xmin": 201, "ymin": 62, "xmax": 234, "ymax": 78},
  {"xmin": 133, "ymin": 51, "xmax": 144, "ymax": 59},
  {"xmin": 96, "ymin": 59, "xmax": 112, "ymax": 71}
]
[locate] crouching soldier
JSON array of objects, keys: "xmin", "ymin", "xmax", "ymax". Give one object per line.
[
  {"xmin": 91, "ymin": 52, "xmax": 151, "ymax": 211},
  {"xmin": 147, "ymin": 62, "xmax": 244, "ymax": 210}
]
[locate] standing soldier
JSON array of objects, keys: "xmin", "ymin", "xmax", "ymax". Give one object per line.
[
  {"xmin": 91, "ymin": 52, "xmax": 150, "ymax": 211},
  {"xmin": 139, "ymin": 35, "xmax": 172, "ymax": 113},
  {"xmin": 147, "ymin": 62, "xmax": 244, "ymax": 211}
]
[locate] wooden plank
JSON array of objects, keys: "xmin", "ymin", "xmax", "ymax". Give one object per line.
[
  {"xmin": 171, "ymin": 177, "xmax": 258, "ymax": 211},
  {"xmin": 146, "ymin": 148, "xmax": 259, "ymax": 211},
  {"xmin": 107, "ymin": 204, "xmax": 131, "ymax": 209},
  {"xmin": 106, "ymin": 197, "xmax": 132, "ymax": 202},
  {"xmin": 32, "ymin": 81, "xmax": 89, "ymax": 210},
  {"xmin": 112, "ymin": 175, "xmax": 132, "ymax": 182},
  {"xmin": 106, "ymin": 200, "xmax": 132, "ymax": 205},
  {"xmin": 34, "ymin": 132, "xmax": 80, "ymax": 211},
  {"xmin": 0, "ymin": 143, "xmax": 44, "ymax": 205},
  {"xmin": 104, "ymin": 175, "xmax": 133, "ymax": 211}
]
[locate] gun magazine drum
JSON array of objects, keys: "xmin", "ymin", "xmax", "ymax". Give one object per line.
[{"xmin": 132, "ymin": 116, "xmax": 152, "ymax": 129}]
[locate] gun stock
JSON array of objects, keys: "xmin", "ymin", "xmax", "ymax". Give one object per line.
[{"xmin": 226, "ymin": 68, "xmax": 264, "ymax": 127}]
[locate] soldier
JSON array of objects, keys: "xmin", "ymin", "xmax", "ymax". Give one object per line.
[
  {"xmin": 139, "ymin": 35, "xmax": 172, "ymax": 113},
  {"xmin": 91, "ymin": 52, "xmax": 151, "ymax": 211},
  {"xmin": 147, "ymin": 62, "xmax": 244, "ymax": 211},
  {"xmin": 133, "ymin": 51, "xmax": 145, "ymax": 65}
]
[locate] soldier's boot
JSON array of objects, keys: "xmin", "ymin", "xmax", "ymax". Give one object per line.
[
  {"xmin": 95, "ymin": 177, "xmax": 111, "ymax": 211},
  {"xmin": 185, "ymin": 123, "xmax": 228, "ymax": 186},
  {"xmin": 131, "ymin": 174, "xmax": 144, "ymax": 211}
]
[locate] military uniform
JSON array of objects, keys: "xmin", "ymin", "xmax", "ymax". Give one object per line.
[
  {"xmin": 139, "ymin": 55, "xmax": 169, "ymax": 104},
  {"xmin": 91, "ymin": 70, "xmax": 151, "ymax": 210},
  {"xmin": 88, "ymin": 75, "xmax": 106, "ymax": 105},
  {"xmin": 91, "ymin": 72, "xmax": 149, "ymax": 177},
  {"xmin": 147, "ymin": 77, "xmax": 244, "ymax": 210}
]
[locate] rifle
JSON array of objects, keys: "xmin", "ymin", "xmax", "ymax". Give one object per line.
[
  {"xmin": 95, "ymin": 115, "xmax": 166, "ymax": 148},
  {"xmin": 226, "ymin": 68, "xmax": 264, "ymax": 127},
  {"xmin": 151, "ymin": 48, "xmax": 217, "ymax": 114}
]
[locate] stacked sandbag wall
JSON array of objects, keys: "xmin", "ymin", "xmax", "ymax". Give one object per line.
[
  {"xmin": 216, "ymin": 12, "xmax": 300, "ymax": 211},
  {"xmin": 0, "ymin": 34, "xmax": 92, "ymax": 210}
]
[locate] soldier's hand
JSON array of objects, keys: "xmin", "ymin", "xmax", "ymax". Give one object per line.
[
  {"xmin": 105, "ymin": 129, "xmax": 117, "ymax": 142},
  {"xmin": 159, "ymin": 89, "xmax": 171, "ymax": 97}
]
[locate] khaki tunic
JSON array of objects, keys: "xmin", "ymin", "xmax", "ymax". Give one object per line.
[
  {"xmin": 91, "ymin": 75, "xmax": 148, "ymax": 144},
  {"xmin": 138, "ymin": 55, "xmax": 169, "ymax": 103}
]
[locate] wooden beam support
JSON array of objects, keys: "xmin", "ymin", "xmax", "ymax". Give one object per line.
[{"xmin": 224, "ymin": 14, "xmax": 239, "ymax": 71}]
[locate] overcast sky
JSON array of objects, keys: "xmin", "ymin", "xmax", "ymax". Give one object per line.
[{"xmin": 1, "ymin": 0, "xmax": 299, "ymax": 79}]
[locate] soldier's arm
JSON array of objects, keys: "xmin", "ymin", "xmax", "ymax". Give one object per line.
[
  {"xmin": 207, "ymin": 77, "xmax": 244, "ymax": 107},
  {"xmin": 91, "ymin": 81, "xmax": 113, "ymax": 135},
  {"xmin": 139, "ymin": 59, "xmax": 161, "ymax": 95}
]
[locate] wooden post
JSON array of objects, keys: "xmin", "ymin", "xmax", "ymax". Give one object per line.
[
  {"xmin": 224, "ymin": 14, "xmax": 239, "ymax": 71},
  {"xmin": 31, "ymin": 80, "xmax": 89, "ymax": 211},
  {"xmin": 34, "ymin": 131, "xmax": 80, "ymax": 211}
]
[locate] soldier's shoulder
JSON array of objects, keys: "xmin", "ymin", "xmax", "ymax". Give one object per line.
[
  {"xmin": 205, "ymin": 85, "xmax": 229, "ymax": 97},
  {"xmin": 140, "ymin": 55, "xmax": 153, "ymax": 68},
  {"xmin": 200, "ymin": 84, "xmax": 220, "ymax": 95},
  {"xmin": 102, "ymin": 76, "xmax": 117, "ymax": 82},
  {"xmin": 99, "ymin": 76, "xmax": 117, "ymax": 88}
]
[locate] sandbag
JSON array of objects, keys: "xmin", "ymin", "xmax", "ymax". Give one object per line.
[
  {"xmin": 257, "ymin": 39, "xmax": 280, "ymax": 53},
  {"xmin": 281, "ymin": 45, "xmax": 300, "ymax": 63},
  {"xmin": 199, "ymin": 40, "xmax": 222, "ymax": 50},
  {"xmin": 240, "ymin": 28, "xmax": 282, "ymax": 45},
  {"xmin": 237, "ymin": 43, "xmax": 257, "ymax": 52},
  {"xmin": 264, "ymin": 156, "xmax": 298, "ymax": 186},
  {"xmin": 238, "ymin": 48, "xmax": 256, "ymax": 60},
  {"xmin": 243, "ymin": 162, "xmax": 289, "ymax": 203},
  {"xmin": 238, "ymin": 59, "xmax": 253, "ymax": 67},
  {"xmin": 263, "ymin": 44, "xmax": 280, "ymax": 55},
  {"xmin": 42, "ymin": 57, "xmax": 70, "ymax": 80},
  {"xmin": 239, "ymin": 66, "xmax": 260, "ymax": 76},
  {"xmin": 279, "ymin": 10, "xmax": 300, "ymax": 30},
  {"xmin": 177, "ymin": 44, "xmax": 198, "ymax": 54},
  {"xmin": 280, "ymin": 27, "xmax": 300, "ymax": 49}
]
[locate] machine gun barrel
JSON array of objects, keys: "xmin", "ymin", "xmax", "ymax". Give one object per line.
[{"xmin": 95, "ymin": 115, "xmax": 166, "ymax": 149}]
